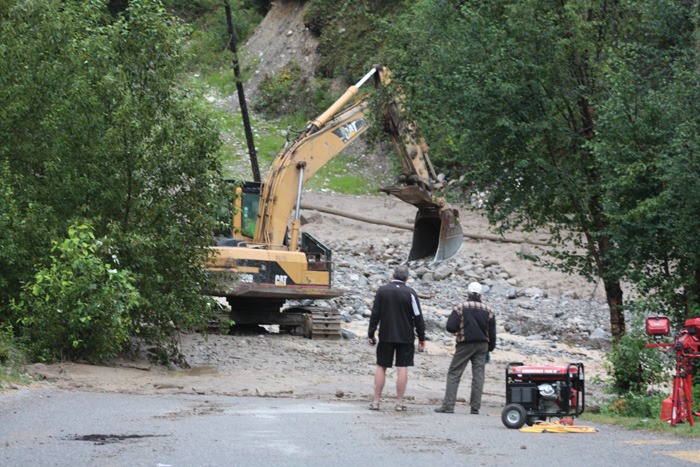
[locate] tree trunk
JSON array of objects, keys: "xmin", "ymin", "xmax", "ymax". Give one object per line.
[
  {"xmin": 108, "ymin": 0, "xmax": 128, "ymax": 17},
  {"xmin": 603, "ymin": 278, "xmax": 625, "ymax": 340},
  {"xmin": 594, "ymin": 232, "xmax": 626, "ymax": 340}
]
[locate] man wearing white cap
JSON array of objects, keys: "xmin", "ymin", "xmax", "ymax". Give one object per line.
[{"xmin": 435, "ymin": 281, "xmax": 496, "ymax": 414}]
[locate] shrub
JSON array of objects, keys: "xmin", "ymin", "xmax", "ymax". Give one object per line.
[
  {"xmin": 603, "ymin": 392, "xmax": 664, "ymax": 418},
  {"xmin": 0, "ymin": 323, "xmax": 24, "ymax": 368},
  {"xmin": 0, "ymin": 323, "xmax": 28, "ymax": 387},
  {"xmin": 13, "ymin": 224, "xmax": 140, "ymax": 362},
  {"xmin": 254, "ymin": 62, "xmax": 331, "ymax": 117},
  {"xmin": 605, "ymin": 331, "xmax": 669, "ymax": 393}
]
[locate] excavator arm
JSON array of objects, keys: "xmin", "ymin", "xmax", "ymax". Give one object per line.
[
  {"xmin": 253, "ymin": 65, "xmax": 463, "ymax": 262},
  {"xmin": 254, "ymin": 80, "xmax": 372, "ymax": 248}
]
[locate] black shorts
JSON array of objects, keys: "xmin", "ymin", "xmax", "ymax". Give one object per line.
[{"xmin": 376, "ymin": 342, "xmax": 415, "ymax": 368}]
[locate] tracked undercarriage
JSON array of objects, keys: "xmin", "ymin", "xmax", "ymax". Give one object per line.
[
  {"xmin": 206, "ymin": 249, "xmax": 343, "ymax": 340},
  {"xmin": 225, "ymin": 299, "xmax": 342, "ymax": 340}
]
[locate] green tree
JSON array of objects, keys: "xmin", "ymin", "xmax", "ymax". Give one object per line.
[
  {"xmin": 0, "ymin": 163, "xmax": 26, "ymax": 307},
  {"xmin": 385, "ymin": 0, "xmax": 699, "ymax": 390},
  {"xmin": 0, "ymin": 0, "xmax": 224, "ymax": 356},
  {"xmin": 595, "ymin": 1, "xmax": 700, "ymax": 322},
  {"xmin": 385, "ymin": 0, "xmax": 630, "ymax": 338}
]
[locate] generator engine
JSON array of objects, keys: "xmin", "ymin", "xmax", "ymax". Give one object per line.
[
  {"xmin": 536, "ymin": 381, "xmax": 569, "ymax": 413},
  {"xmin": 502, "ymin": 362, "xmax": 585, "ymax": 429}
]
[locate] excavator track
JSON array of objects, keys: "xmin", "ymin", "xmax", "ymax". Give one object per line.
[
  {"xmin": 302, "ymin": 306, "xmax": 342, "ymax": 340},
  {"xmin": 220, "ymin": 299, "xmax": 342, "ymax": 340}
]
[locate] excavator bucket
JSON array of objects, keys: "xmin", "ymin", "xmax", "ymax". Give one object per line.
[
  {"xmin": 409, "ymin": 206, "xmax": 463, "ymax": 262},
  {"xmin": 381, "ymin": 185, "xmax": 463, "ymax": 263}
]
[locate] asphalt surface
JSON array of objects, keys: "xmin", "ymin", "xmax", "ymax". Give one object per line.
[{"xmin": 1, "ymin": 388, "xmax": 698, "ymax": 466}]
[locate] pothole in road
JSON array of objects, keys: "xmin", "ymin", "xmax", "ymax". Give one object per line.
[{"xmin": 71, "ymin": 434, "xmax": 167, "ymax": 445}]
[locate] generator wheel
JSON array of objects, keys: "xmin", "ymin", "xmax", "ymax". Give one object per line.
[{"xmin": 502, "ymin": 403, "xmax": 527, "ymax": 429}]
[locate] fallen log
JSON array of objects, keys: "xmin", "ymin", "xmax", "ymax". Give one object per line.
[{"xmin": 299, "ymin": 202, "xmax": 548, "ymax": 246}]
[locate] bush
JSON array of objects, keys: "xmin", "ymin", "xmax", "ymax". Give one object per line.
[
  {"xmin": 605, "ymin": 331, "xmax": 669, "ymax": 393},
  {"xmin": 254, "ymin": 62, "xmax": 331, "ymax": 117},
  {"xmin": 13, "ymin": 224, "xmax": 140, "ymax": 362},
  {"xmin": 0, "ymin": 323, "xmax": 24, "ymax": 368},
  {"xmin": 603, "ymin": 392, "xmax": 665, "ymax": 418},
  {"xmin": 163, "ymin": 0, "xmax": 263, "ymax": 76},
  {"xmin": 0, "ymin": 323, "xmax": 28, "ymax": 387}
]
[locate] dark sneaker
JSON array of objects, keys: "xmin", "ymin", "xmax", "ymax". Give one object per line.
[
  {"xmin": 434, "ymin": 407, "xmax": 454, "ymax": 413},
  {"xmin": 470, "ymin": 408, "xmax": 479, "ymax": 414}
]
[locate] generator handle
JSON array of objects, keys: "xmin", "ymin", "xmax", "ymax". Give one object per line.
[
  {"xmin": 505, "ymin": 361, "xmax": 524, "ymax": 376},
  {"xmin": 568, "ymin": 362, "xmax": 585, "ymax": 416}
]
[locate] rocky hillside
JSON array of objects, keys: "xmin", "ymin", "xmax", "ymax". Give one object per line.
[{"xmin": 222, "ymin": 1, "xmax": 319, "ymax": 112}]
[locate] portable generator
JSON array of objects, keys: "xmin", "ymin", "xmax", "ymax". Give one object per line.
[{"xmin": 501, "ymin": 362, "xmax": 585, "ymax": 429}]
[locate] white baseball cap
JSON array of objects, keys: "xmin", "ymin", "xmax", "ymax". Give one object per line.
[{"xmin": 467, "ymin": 282, "xmax": 482, "ymax": 294}]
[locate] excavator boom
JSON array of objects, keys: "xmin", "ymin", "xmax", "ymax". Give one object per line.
[{"xmin": 253, "ymin": 65, "xmax": 463, "ymax": 262}]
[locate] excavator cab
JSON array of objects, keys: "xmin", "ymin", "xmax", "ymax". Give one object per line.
[
  {"xmin": 231, "ymin": 181, "xmax": 261, "ymax": 240},
  {"xmin": 239, "ymin": 182, "xmax": 261, "ymax": 240}
]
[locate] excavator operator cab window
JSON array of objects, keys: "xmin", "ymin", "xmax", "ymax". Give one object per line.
[{"xmin": 240, "ymin": 182, "xmax": 261, "ymax": 239}]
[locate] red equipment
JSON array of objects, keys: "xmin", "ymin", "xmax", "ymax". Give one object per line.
[
  {"xmin": 501, "ymin": 362, "xmax": 585, "ymax": 429},
  {"xmin": 645, "ymin": 315, "xmax": 700, "ymax": 426}
]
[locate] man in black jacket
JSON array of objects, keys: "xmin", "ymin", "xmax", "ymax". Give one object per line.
[
  {"xmin": 368, "ymin": 265, "xmax": 426, "ymax": 411},
  {"xmin": 435, "ymin": 282, "xmax": 496, "ymax": 414}
]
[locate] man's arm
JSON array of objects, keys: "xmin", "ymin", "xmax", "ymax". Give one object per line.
[
  {"xmin": 411, "ymin": 292, "xmax": 426, "ymax": 342},
  {"xmin": 446, "ymin": 306, "xmax": 461, "ymax": 334},
  {"xmin": 488, "ymin": 310, "xmax": 497, "ymax": 352},
  {"xmin": 368, "ymin": 290, "xmax": 382, "ymax": 339}
]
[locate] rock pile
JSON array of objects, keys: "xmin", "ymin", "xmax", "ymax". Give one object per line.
[{"xmin": 312, "ymin": 236, "xmax": 613, "ymax": 360}]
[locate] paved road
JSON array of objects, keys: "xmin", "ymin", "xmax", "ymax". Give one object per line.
[{"xmin": 1, "ymin": 388, "xmax": 698, "ymax": 466}]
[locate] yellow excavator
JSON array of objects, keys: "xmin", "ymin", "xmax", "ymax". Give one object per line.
[{"xmin": 206, "ymin": 65, "xmax": 463, "ymax": 338}]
